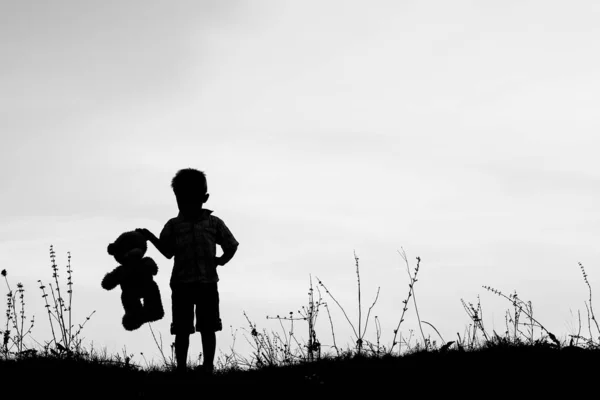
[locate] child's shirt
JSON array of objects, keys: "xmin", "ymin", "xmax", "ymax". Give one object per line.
[{"xmin": 159, "ymin": 208, "xmax": 238, "ymax": 285}]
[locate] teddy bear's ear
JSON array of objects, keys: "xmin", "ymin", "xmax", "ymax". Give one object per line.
[{"xmin": 107, "ymin": 243, "xmax": 116, "ymax": 256}]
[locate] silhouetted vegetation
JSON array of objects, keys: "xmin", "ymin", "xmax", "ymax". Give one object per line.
[{"xmin": 2, "ymin": 247, "xmax": 599, "ymax": 397}]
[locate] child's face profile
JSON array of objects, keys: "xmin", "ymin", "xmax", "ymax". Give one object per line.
[{"xmin": 176, "ymin": 191, "xmax": 209, "ymax": 215}]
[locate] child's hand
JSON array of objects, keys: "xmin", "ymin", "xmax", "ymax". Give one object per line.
[
  {"xmin": 214, "ymin": 256, "xmax": 222, "ymax": 266},
  {"xmin": 136, "ymin": 228, "xmax": 151, "ymax": 240}
]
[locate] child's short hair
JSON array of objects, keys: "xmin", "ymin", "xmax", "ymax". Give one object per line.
[{"xmin": 171, "ymin": 168, "xmax": 207, "ymax": 198}]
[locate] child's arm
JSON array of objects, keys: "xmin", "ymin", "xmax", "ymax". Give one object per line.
[
  {"xmin": 216, "ymin": 245, "xmax": 238, "ymax": 266},
  {"xmin": 136, "ymin": 228, "xmax": 174, "ymax": 259},
  {"xmin": 214, "ymin": 217, "xmax": 239, "ymax": 266}
]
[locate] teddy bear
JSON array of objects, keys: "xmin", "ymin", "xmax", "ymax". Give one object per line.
[{"xmin": 101, "ymin": 230, "xmax": 164, "ymax": 331}]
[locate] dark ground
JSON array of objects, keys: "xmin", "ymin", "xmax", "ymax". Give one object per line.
[{"xmin": 2, "ymin": 344, "xmax": 598, "ymax": 398}]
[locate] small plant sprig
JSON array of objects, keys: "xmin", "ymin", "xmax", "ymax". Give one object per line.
[
  {"xmin": 214, "ymin": 325, "xmax": 257, "ymax": 372},
  {"xmin": 461, "ymin": 295, "xmax": 489, "ymax": 349},
  {"xmin": 262, "ymin": 310, "xmax": 308, "ymax": 365},
  {"xmin": 499, "ymin": 291, "xmax": 535, "ymax": 344},
  {"xmin": 316, "ymin": 251, "xmax": 381, "ymax": 356},
  {"xmin": 322, "ymin": 300, "xmax": 340, "ymax": 357},
  {"xmin": 578, "ymin": 262, "xmax": 600, "ymax": 342},
  {"xmin": 268, "ymin": 276, "xmax": 340, "ymax": 360},
  {"xmin": 147, "ymin": 322, "xmax": 175, "ymax": 369},
  {"xmin": 245, "ymin": 293, "xmax": 327, "ymax": 369},
  {"xmin": 389, "ymin": 249, "xmax": 422, "ymax": 355},
  {"xmin": 399, "ymin": 249, "xmax": 428, "ymax": 349},
  {"xmin": 215, "ymin": 326, "xmax": 243, "ymax": 372},
  {"xmin": 38, "ymin": 245, "xmax": 95, "ymax": 355},
  {"xmin": 266, "ymin": 275, "xmax": 323, "ymax": 363},
  {"xmin": 483, "ymin": 285, "xmax": 560, "ymax": 347},
  {"xmin": 242, "ymin": 311, "xmax": 298, "ymax": 368},
  {"xmin": 2, "ymin": 269, "xmax": 35, "ymax": 358}
]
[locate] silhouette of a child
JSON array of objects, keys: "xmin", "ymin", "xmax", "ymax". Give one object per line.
[{"xmin": 137, "ymin": 168, "xmax": 239, "ymax": 375}]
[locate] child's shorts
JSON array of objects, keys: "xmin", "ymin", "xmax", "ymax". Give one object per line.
[{"xmin": 170, "ymin": 281, "xmax": 222, "ymax": 335}]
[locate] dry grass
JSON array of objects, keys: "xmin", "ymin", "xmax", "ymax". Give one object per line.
[{"xmin": 2, "ymin": 246, "xmax": 600, "ymax": 398}]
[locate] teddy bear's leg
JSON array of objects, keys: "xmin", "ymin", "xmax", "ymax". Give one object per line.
[
  {"xmin": 121, "ymin": 292, "xmax": 144, "ymax": 331},
  {"xmin": 142, "ymin": 281, "xmax": 164, "ymax": 323},
  {"xmin": 123, "ymin": 314, "xmax": 143, "ymax": 331}
]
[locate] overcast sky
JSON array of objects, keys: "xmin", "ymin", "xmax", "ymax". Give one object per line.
[{"xmin": 2, "ymin": 0, "xmax": 600, "ymax": 366}]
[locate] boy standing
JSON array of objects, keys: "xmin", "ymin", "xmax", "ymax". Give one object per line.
[{"xmin": 137, "ymin": 168, "xmax": 239, "ymax": 375}]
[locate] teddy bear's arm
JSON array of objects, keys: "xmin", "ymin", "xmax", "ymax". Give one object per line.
[
  {"xmin": 142, "ymin": 257, "xmax": 159, "ymax": 276},
  {"xmin": 101, "ymin": 267, "xmax": 121, "ymax": 290}
]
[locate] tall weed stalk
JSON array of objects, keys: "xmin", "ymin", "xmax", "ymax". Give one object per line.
[
  {"xmin": 2, "ymin": 269, "xmax": 35, "ymax": 358},
  {"xmin": 38, "ymin": 245, "xmax": 95, "ymax": 355},
  {"xmin": 317, "ymin": 251, "xmax": 381, "ymax": 355}
]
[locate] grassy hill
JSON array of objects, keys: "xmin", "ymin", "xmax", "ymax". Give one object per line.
[
  {"xmin": 2, "ymin": 249, "xmax": 599, "ymax": 398},
  {"xmin": 2, "ymin": 340, "xmax": 598, "ymax": 398}
]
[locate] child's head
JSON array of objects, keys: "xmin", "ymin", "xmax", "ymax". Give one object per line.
[{"xmin": 171, "ymin": 168, "xmax": 209, "ymax": 216}]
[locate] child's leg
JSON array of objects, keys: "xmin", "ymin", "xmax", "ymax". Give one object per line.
[
  {"xmin": 195, "ymin": 282, "xmax": 221, "ymax": 370},
  {"xmin": 175, "ymin": 333, "xmax": 190, "ymax": 372},
  {"xmin": 200, "ymin": 330, "xmax": 216, "ymax": 369},
  {"xmin": 171, "ymin": 282, "xmax": 194, "ymax": 372}
]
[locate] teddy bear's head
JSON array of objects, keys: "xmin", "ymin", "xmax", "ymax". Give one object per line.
[{"xmin": 107, "ymin": 231, "xmax": 147, "ymax": 265}]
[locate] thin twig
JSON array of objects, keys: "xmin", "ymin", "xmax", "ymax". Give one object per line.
[
  {"xmin": 362, "ymin": 287, "xmax": 381, "ymax": 339},
  {"xmin": 355, "ymin": 251, "xmax": 362, "ymax": 353},
  {"xmin": 316, "ymin": 278, "xmax": 359, "ymax": 340},
  {"xmin": 579, "ymin": 262, "xmax": 600, "ymax": 340},
  {"xmin": 422, "ymin": 320, "xmax": 445, "ymax": 343},
  {"xmin": 399, "ymin": 250, "xmax": 426, "ymax": 350}
]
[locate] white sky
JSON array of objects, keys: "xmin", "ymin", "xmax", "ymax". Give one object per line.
[{"xmin": 2, "ymin": 0, "xmax": 600, "ymax": 366}]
